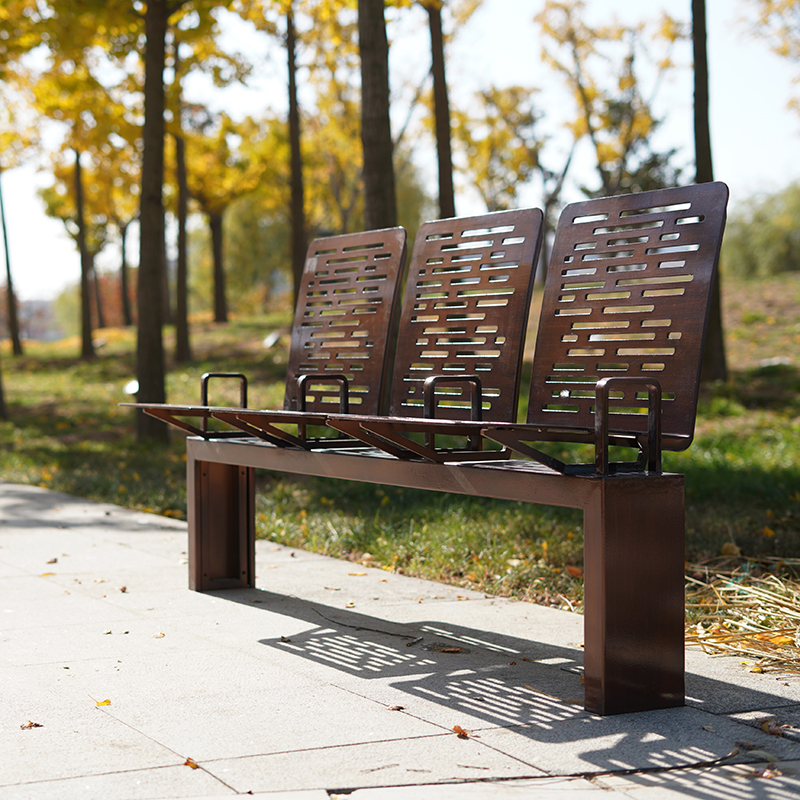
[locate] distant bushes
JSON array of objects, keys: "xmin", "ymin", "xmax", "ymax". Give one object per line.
[{"xmin": 722, "ymin": 183, "xmax": 800, "ymax": 278}]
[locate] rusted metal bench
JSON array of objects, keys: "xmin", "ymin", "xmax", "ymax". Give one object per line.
[{"xmin": 132, "ymin": 184, "xmax": 728, "ymax": 716}]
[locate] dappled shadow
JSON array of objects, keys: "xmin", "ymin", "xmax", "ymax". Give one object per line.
[{"xmin": 211, "ymin": 586, "xmax": 800, "ymax": 788}]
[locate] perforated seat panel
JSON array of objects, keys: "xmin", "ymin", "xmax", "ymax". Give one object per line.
[
  {"xmin": 527, "ymin": 182, "xmax": 728, "ymax": 447},
  {"xmin": 389, "ymin": 209, "xmax": 543, "ymax": 421},
  {"xmin": 284, "ymin": 228, "xmax": 407, "ymax": 415}
]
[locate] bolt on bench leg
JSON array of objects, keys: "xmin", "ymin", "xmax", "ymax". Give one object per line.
[
  {"xmin": 582, "ymin": 474, "xmax": 685, "ymax": 715},
  {"xmin": 188, "ymin": 453, "xmax": 255, "ymax": 592}
]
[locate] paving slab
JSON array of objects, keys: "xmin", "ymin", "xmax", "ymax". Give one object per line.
[{"xmin": 2, "ymin": 482, "xmax": 800, "ymax": 800}]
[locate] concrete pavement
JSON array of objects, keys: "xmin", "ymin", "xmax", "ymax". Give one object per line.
[{"xmin": 1, "ymin": 481, "xmax": 799, "ymax": 799}]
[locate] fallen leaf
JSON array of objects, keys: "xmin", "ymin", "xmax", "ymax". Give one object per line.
[
  {"xmin": 89, "ymin": 696, "xmax": 111, "ymax": 707},
  {"xmin": 387, "ymin": 705, "xmax": 405, "ymax": 711},
  {"xmin": 153, "ymin": 632, "xmax": 165, "ymax": 639},
  {"xmin": 184, "ymin": 757, "xmax": 199, "ymax": 769},
  {"xmin": 703, "ymin": 725, "xmax": 716, "ymax": 732},
  {"xmin": 119, "ymin": 586, "xmax": 127, "ymax": 593},
  {"xmin": 39, "ymin": 573, "xmax": 54, "ymax": 577},
  {"xmin": 753, "ymin": 767, "xmax": 783, "ymax": 778},
  {"xmin": 761, "ymin": 720, "xmax": 783, "ymax": 737},
  {"xmin": 750, "ymin": 666, "xmax": 764, "ymax": 674},
  {"xmin": 720, "ymin": 542, "xmax": 741, "ymax": 557},
  {"xmin": 566, "ymin": 566, "xmax": 583, "ymax": 578},
  {"xmin": 348, "ymin": 572, "xmax": 367, "ymax": 576},
  {"xmin": 20, "ymin": 720, "xmax": 43, "ymax": 729},
  {"xmin": 452, "ymin": 725, "xmax": 469, "ymax": 739},
  {"xmin": 280, "ymin": 636, "xmax": 292, "ymax": 642},
  {"xmin": 438, "ymin": 647, "xmax": 462, "ymax": 653},
  {"xmin": 47, "ymin": 558, "xmax": 58, "ymax": 564}
]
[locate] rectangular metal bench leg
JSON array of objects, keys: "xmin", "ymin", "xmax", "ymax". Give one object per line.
[
  {"xmin": 582, "ymin": 474, "xmax": 685, "ymax": 715},
  {"xmin": 187, "ymin": 453, "xmax": 255, "ymax": 592}
]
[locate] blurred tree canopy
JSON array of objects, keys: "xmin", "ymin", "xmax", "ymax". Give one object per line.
[{"xmin": 0, "ymin": 0, "xmax": 700, "ymax": 428}]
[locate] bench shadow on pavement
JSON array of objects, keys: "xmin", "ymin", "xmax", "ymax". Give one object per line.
[{"xmin": 214, "ymin": 587, "xmax": 800, "ymax": 798}]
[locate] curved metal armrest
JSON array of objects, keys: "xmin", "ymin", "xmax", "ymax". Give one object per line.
[
  {"xmin": 296, "ymin": 374, "xmax": 350, "ymax": 413},
  {"xmin": 200, "ymin": 372, "xmax": 248, "ymax": 432},
  {"xmin": 595, "ymin": 377, "xmax": 662, "ymax": 476},
  {"xmin": 423, "ymin": 375, "xmax": 483, "ymax": 421}
]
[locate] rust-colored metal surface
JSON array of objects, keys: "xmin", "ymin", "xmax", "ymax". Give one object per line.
[
  {"xmin": 482, "ymin": 182, "xmax": 729, "ymax": 473},
  {"xmin": 285, "ymin": 227, "xmax": 407, "ymax": 415},
  {"xmin": 390, "ymin": 209, "xmax": 542, "ymax": 420},
  {"xmin": 582, "ymin": 474, "xmax": 685, "ymax": 714},
  {"xmin": 188, "ymin": 457, "xmax": 254, "ymax": 592},
  {"xmin": 326, "ymin": 209, "xmax": 543, "ymax": 460},
  {"xmin": 527, "ymin": 182, "xmax": 728, "ymax": 446}
]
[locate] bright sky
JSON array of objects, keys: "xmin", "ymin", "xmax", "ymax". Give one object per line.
[{"xmin": 3, "ymin": 0, "xmax": 800, "ymax": 301}]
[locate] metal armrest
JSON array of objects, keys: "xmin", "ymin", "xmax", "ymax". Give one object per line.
[
  {"xmin": 296, "ymin": 374, "xmax": 350, "ymax": 413},
  {"xmin": 422, "ymin": 375, "xmax": 483, "ymax": 421},
  {"xmin": 594, "ymin": 377, "xmax": 662, "ymax": 476},
  {"xmin": 200, "ymin": 372, "xmax": 248, "ymax": 433}
]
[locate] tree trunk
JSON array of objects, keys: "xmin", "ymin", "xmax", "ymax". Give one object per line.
[
  {"xmin": 91, "ymin": 255, "xmax": 106, "ymax": 330},
  {"xmin": 119, "ymin": 221, "xmax": 133, "ymax": 326},
  {"xmin": 0, "ymin": 166, "xmax": 23, "ymax": 355},
  {"xmin": 693, "ymin": 0, "xmax": 727, "ymax": 382},
  {"xmin": 174, "ymin": 133, "xmax": 191, "ymax": 360},
  {"xmin": 287, "ymin": 8, "xmax": 307, "ymax": 305},
  {"xmin": 136, "ymin": 0, "xmax": 169, "ymax": 442},
  {"xmin": 357, "ymin": 0, "xmax": 397, "ymax": 230},
  {"xmin": 74, "ymin": 150, "xmax": 95, "ymax": 359},
  {"xmin": 426, "ymin": 1, "xmax": 455, "ymax": 219},
  {"xmin": 0, "ymin": 353, "xmax": 6, "ymax": 420},
  {"xmin": 210, "ymin": 211, "xmax": 227, "ymax": 323}
]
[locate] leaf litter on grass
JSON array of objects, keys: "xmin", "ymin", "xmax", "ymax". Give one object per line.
[{"xmin": 685, "ymin": 558, "xmax": 800, "ymax": 673}]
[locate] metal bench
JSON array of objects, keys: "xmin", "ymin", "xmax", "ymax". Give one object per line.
[{"xmin": 131, "ymin": 184, "xmax": 728, "ymax": 716}]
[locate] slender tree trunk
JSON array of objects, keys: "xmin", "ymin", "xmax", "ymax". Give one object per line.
[
  {"xmin": 693, "ymin": 0, "xmax": 727, "ymax": 383},
  {"xmin": 91, "ymin": 255, "xmax": 106, "ymax": 330},
  {"xmin": 425, "ymin": 1, "xmax": 455, "ymax": 219},
  {"xmin": 287, "ymin": 7, "xmax": 307, "ymax": 305},
  {"xmin": 119, "ymin": 221, "xmax": 133, "ymax": 326},
  {"xmin": 210, "ymin": 211, "xmax": 227, "ymax": 323},
  {"xmin": 174, "ymin": 133, "xmax": 191, "ymax": 360},
  {"xmin": 0, "ymin": 166, "xmax": 23, "ymax": 355},
  {"xmin": 0, "ymin": 353, "xmax": 6, "ymax": 420},
  {"xmin": 172, "ymin": 35, "xmax": 191, "ymax": 362},
  {"xmin": 136, "ymin": 0, "xmax": 169, "ymax": 442},
  {"xmin": 357, "ymin": 0, "xmax": 397, "ymax": 230},
  {"xmin": 161, "ymin": 234, "xmax": 172, "ymax": 325},
  {"xmin": 74, "ymin": 150, "xmax": 95, "ymax": 359}
]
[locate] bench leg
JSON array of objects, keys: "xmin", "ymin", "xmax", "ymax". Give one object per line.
[
  {"xmin": 187, "ymin": 453, "xmax": 255, "ymax": 592},
  {"xmin": 582, "ymin": 475, "xmax": 685, "ymax": 715}
]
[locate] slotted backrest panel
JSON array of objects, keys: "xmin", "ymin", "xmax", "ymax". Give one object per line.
[
  {"xmin": 390, "ymin": 209, "xmax": 543, "ymax": 421},
  {"xmin": 284, "ymin": 228, "xmax": 407, "ymax": 415},
  {"xmin": 528, "ymin": 182, "xmax": 728, "ymax": 447}
]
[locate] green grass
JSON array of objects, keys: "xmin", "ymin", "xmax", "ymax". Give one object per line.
[{"xmin": 1, "ymin": 273, "xmax": 799, "ymax": 615}]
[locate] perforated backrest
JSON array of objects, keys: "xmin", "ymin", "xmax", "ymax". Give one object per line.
[
  {"xmin": 527, "ymin": 182, "xmax": 728, "ymax": 448},
  {"xmin": 284, "ymin": 228, "xmax": 407, "ymax": 415},
  {"xmin": 389, "ymin": 209, "xmax": 543, "ymax": 421}
]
